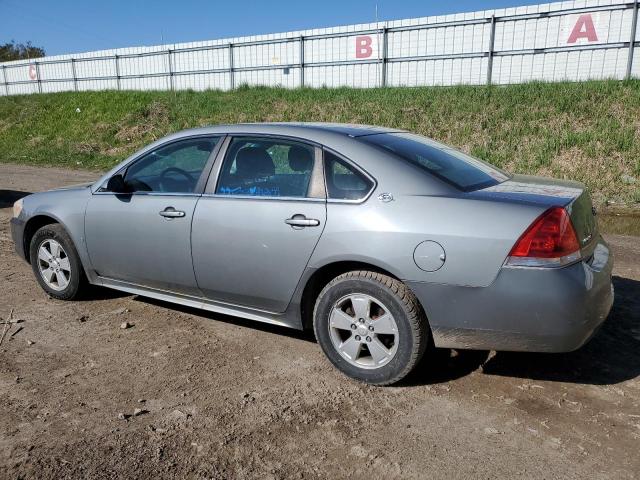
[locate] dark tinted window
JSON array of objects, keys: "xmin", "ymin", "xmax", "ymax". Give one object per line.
[
  {"xmin": 216, "ymin": 137, "xmax": 315, "ymax": 198},
  {"xmin": 359, "ymin": 133, "xmax": 509, "ymax": 192},
  {"xmin": 124, "ymin": 137, "xmax": 219, "ymax": 193},
  {"xmin": 324, "ymin": 151, "xmax": 374, "ymax": 200}
]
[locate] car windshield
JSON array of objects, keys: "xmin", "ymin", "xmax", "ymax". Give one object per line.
[{"xmin": 359, "ymin": 133, "xmax": 509, "ymax": 192}]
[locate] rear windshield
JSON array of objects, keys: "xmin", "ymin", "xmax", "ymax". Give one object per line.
[{"xmin": 359, "ymin": 133, "xmax": 509, "ymax": 192}]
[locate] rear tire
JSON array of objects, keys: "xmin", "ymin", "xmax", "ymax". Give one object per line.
[
  {"xmin": 313, "ymin": 270, "xmax": 429, "ymax": 386},
  {"xmin": 29, "ymin": 224, "xmax": 87, "ymax": 300}
]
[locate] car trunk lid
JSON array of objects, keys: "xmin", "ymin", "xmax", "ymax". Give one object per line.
[{"xmin": 470, "ymin": 174, "xmax": 599, "ymax": 258}]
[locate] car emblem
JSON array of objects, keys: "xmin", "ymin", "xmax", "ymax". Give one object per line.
[
  {"xmin": 582, "ymin": 232, "xmax": 593, "ymax": 244},
  {"xmin": 378, "ymin": 193, "xmax": 394, "ymax": 202}
]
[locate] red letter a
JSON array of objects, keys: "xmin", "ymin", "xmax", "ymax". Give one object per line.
[{"xmin": 567, "ymin": 14, "xmax": 598, "ymax": 43}]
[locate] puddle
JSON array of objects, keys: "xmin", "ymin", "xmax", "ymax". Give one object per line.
[{"xmin": 598, "ymin": 214, "xmax": 640, "ymax": 237}]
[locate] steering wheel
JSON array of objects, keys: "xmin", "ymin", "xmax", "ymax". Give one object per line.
[{"xmin": 159, "ymin": 167, "xmax": 195, "ymax": 191}]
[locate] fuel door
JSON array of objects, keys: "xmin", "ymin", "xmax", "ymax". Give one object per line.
[{"xmin": 413, "ymin": 241, "xmax": 446, "ymax": 272}]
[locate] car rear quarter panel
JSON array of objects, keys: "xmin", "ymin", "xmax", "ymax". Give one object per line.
[{"xmin": 310, "ymin": 194, "xmax": 546, "ymax": 288}]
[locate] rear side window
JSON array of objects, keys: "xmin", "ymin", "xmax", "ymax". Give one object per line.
[
  {"xmin": 324, "ymin": 151, "xmax": 374, "ymax": 201},
  {"xmin": 216, "ymin": 137, "xmax": 316, "ymax": 198},
  {"xmin": 359, "ymin": 133, "xmax": 509, "ymax": 192}
]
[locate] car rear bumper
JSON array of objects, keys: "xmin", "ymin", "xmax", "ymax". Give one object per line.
[
  {"xmin": 407, "ymin": 237, "xmax": 614, "ymax": 353},
  {"xmin": 10, "ymin": 217, "xmax": 27, "ymax": 261}
]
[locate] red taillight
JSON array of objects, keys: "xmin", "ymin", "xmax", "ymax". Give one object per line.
[{"xmin": 509, "ymin": 207, "xmax": 580, "ymax": 259}]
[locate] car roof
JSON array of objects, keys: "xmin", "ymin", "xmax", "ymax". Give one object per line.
[
  {"xmin": 263, "ymin": 123, "xmax": 404, "ymax": 137},
  {"xmin": 93, "ymin": 122, "xmax": 453, "ymax": 196},
  {"xmin": 170, "ymin": 122, "xmax": 405, "ymax": 141}
]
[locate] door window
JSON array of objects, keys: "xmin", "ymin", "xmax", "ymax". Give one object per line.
[
  {"xmin": 124, "ymin": 137, "xmax": 219, "ymax": 193},
  {"xmin": 216, "ymin": 137, "xmax": 316, "ymax": 198},
  {"xmin": 324, "ymin": 151, "xmax": 374, "ymax": 200}
]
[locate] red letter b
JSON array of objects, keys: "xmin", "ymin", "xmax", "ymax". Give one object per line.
[{"xmin": 355, "ymin": 36, "xmax": 373, "ymax": 59}]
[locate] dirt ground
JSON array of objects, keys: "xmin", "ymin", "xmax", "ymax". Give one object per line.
[{"xmin": 1, "ymin": 164, "xmax": 639, "ymax": 479}]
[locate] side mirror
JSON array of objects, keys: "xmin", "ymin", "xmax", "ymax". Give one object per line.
[{"xmin": 106, "ymin": 174, "xmax": 127, "ymax": 193}]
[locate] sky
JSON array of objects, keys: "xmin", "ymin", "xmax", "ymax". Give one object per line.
[{"xmin": 1, "ymin": 0, "xmax": 544, "ymax": 56}]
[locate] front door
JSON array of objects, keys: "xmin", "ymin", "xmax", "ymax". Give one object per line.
[
  {"xmin": 85, "ymin": 136, "xmax": 222, "ymax": 295},
  {"xmin": 191, "ymin": 136, "xmax": 326, "ymax": 312}
]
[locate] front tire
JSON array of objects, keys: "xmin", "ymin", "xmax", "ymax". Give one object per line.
[
  {"xmin": 313, "ymin": 271, "xmax": 429, "ymax": 386},
  {"xmin": 29, "ymin": 224, "xmax": 87, "ymax": 300}
]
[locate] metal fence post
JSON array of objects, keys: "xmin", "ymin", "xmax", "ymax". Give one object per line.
[
  {"xmin": 299, "ymin": 36, "xmax": 305, "ymax": 88},
  {"xmin": 71, "ymin": 58, "xmax": 78, "ymax": 91},
  {"xmin": 486, "ymin": 15, "xmax": 497, "ymax": 85},
  {"xmin": 626, "ymin": 0, "xmax": 639, "ymax": 80},
  {"xmin": 167, "ymin": 49, "xmax": 174, "ymax": 91},
  {"xmin": 115, "ymin": 54, "xmax": 121, "ymax": 90},
  {"xmin": 381, "ymin": 27, "xmax": 388, "ymax": 87},
  {"xmin": 34, "ymin": 61, "xmax": 42, "ymax": 93},
  {"xmin": 1, "ymin": 65, "xmax": 7, "ymax": 96},
  {"xmin": 228, "ymin": 43, "xmax": 235, "ymax": 90}
]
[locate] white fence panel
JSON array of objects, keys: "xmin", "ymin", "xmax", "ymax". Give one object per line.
[
  {"xmin": 305, "ymin": 64, "xmax": 381, "ymax": 88},
  {"xmin": 41, "ymin": 81, "xmax": 75, "ymax": 93},
  {"xmin": 120, "ymin": 76, "xmax": 170, "ymax": 91},
  {"xmin": 388, "ymin": 22, "xmax": 490, "ymax": 57},
  {"xmin": 173, "ymin": 72, "xmax": 230, "ymax": 91},
  {"xmin": 77, "ymin": 79, "xmax": 119, "ymax": 91},
  {"xmin": 74, "ymin": 58, "xmax": 116, "ymax": 79},
  {"xmin": 388, "ymin": 56, "xmax": 488, "ymax": 86},
  {"xmin": 172, "ymin": 48, "xmax": 229, "ymax": 73},
  {"xmin": 6, "ymin": 82, "xmax": 38, "ymax": 95},
  {"xmin": 4, "ymin": 64, "xmax": 35, "ymax": 83},
  {"xmin": 39, "ymin": 61, "xmax": 73, "ymax": 81},
  {"xmin": 235, "ymin": 67, "xmax": 300, "ymax": 88},
  {"xmin": 305, "ymin": 33, "xmax": 381, "ymax": 64},
  {"xmin": 233, "ymin": 40, "xmax": 299, "ymax": 68},
  {"xmin": 0, "ymin": 0, "xmax": 638, "ymax": 96},
  {"xmin": 119, "ymin": 54, "xmax": 168, "ymax": 77}
]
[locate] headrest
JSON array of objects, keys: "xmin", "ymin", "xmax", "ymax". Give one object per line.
[
  {"xmin": 236, "ymin": 147, "xmax": 275, "ymax": 179},
  {"xmin": 288, "ymin": 145, "xmax": 313, "ymax": 172}
]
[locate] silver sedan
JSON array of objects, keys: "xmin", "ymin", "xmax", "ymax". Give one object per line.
[{"xmin": 10, "ymin": 123, "xmax": 614, "ymax": 385}]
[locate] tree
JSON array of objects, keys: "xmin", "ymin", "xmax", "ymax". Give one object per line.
[{"xmin": 0, "ymin": 41, "xmax": 46, "ymax": 62}]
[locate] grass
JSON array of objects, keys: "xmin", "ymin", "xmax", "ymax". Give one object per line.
[{"xmin": 0, "ymin": 80, "xmax": 639, "ymax": 204}]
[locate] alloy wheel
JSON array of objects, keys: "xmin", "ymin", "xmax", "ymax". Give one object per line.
[
  {"xmin": 37, "ymin": 239, "xmax": 71, "ymax": 291},
  {"xmin": 328, "ymin": 293, "xmax": 399, "ymax": 369}
]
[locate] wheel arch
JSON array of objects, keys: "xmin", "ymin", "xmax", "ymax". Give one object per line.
[
  {"xmin": 22, "ymin": 214, "xmax": 62, "ymax": 263},
  {"xmin": 300, "ymin": 260, "xmax": 403, "ymax": 331}
]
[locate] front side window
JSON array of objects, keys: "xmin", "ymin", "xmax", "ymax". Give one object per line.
[
  {"xmin": 216, "ymin": 137, "xmax": 316, "ymax": 198},
  {"xmin": 124, "ymin": 137, "xmax": 219, "ymax": 193},
  {"xmin": 359, "ymin": 133, "xmax": 509, "ymax": 192},
  {"xmin": 324, "ymin": 151, "xmax": 374, "ymax": 201}
]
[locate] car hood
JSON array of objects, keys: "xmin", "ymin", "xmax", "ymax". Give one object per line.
[{"xmin": 49, "ymin": 182, "xmax": 94, "ymax": 192}]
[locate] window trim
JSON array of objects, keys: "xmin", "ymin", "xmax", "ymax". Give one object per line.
[
  {"xmin": 95, "ymin": 134, "xmax": 225, "ymax": 196},
  {"xmin": 203, "ymin": 134, "xmax": 326, "ymax": 202},
  {"xmin": 322, "ymin": 147, "xmax": 377, "ymax": 204}
]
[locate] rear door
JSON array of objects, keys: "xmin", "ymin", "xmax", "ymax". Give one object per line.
[{"xmin": 191, "ymin": 135, "xmax": 326, "ymax": 312}]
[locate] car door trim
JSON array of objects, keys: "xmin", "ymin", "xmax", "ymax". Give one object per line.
[{"xmin": 200, "ymin": 194, "xmax": 326, "ymax": 203}]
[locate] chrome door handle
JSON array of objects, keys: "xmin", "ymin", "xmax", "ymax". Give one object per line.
[
  {"xmin": 159, "ymin": 207, "xmax": 186, "ymax": 218},
  {"xmin": 285, "ymin": 215, "xmax": 320, "ymax": 227}
]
